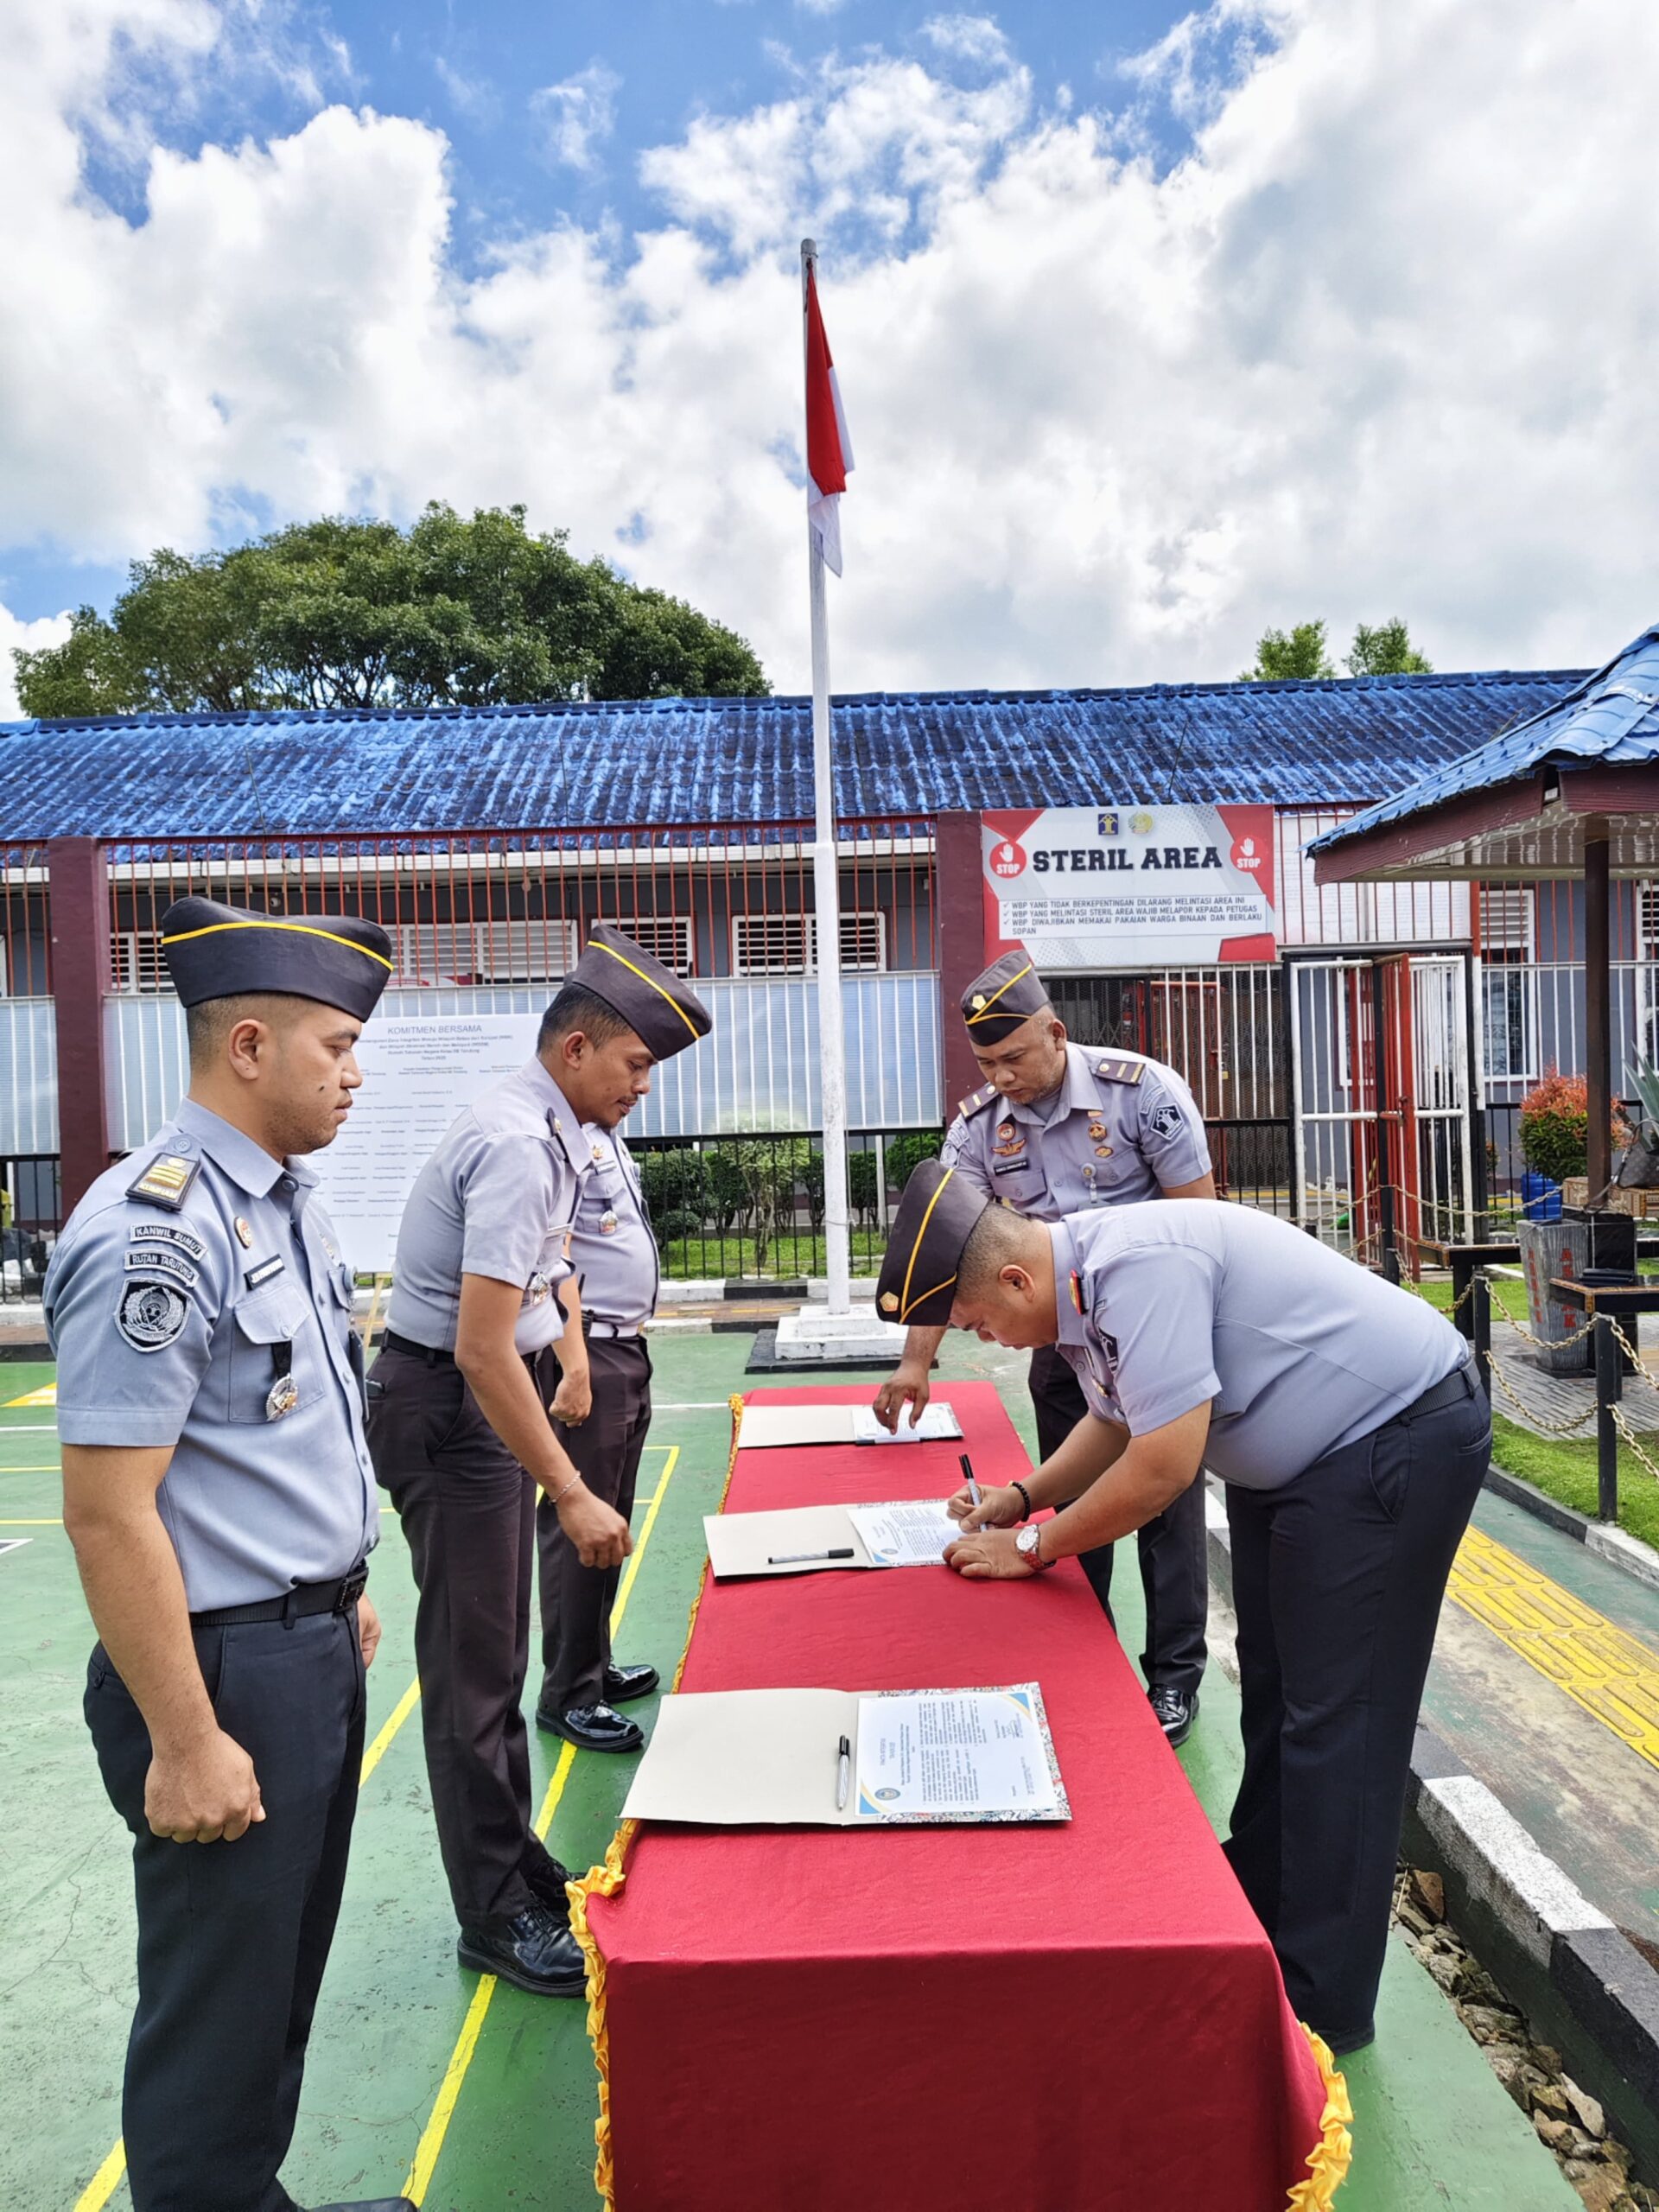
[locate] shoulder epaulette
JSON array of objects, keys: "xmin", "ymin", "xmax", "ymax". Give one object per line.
[
  {"xmin": 126, "ymin": 1152, "xmax": 200, "ymax": 1211},
  {"xmin": 1093, "ymin": 1057, "xmax": 1145, "ymax": 1086},
  {"xmin": 958, "ymin": 1082, "xmax": 1001, "ymax": 1118}
]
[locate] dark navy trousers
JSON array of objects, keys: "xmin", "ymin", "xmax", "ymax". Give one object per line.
[
  {"xmin": 1223, "ymin": 1363, "xmax": 1491, "ymax": 2044},
  {"xmin": 85, "ymin": 1610, "xmax": 365, "ymax": 2212},
  {"xmin": 537, "ymin": 1334, "xmax": 653, "ymax": 1713},
  {"xmin": 1030, "ymin": 1343, "xmax": 1209, "ymax": 1696}
]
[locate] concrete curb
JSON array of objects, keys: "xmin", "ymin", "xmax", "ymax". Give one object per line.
[
  {"xmin": 1484, "ymin": 1461, "xmax": 1659, "ymax": 1595},
  {"xmin": 1205, "ymin": 1491, "xmax": 1659, "ymax": 2173}
]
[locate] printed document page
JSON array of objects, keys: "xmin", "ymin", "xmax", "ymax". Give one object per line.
[
  {"xmin": 854, "ymin": 1687, "xmax": 1061, "ymax": 1821},
  {"xmin": 844, "ymin": 1499, "xmax": 960, "ymax": 1567},
  {"xmin": 851, "ymin": 1402, "xmax": 963, "ymax": 1444}
]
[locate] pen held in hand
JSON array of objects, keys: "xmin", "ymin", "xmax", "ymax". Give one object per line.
[
  {"xmin": 836, "ymin": 1733, "xmax": 852, "ymax": 1812},
  {"xmin": 958, "ymin": 1452, "xmax": 982, "ymax": 1523},
  {"xmin": 768, "ymin": 1548, "xmax": 855, "ymax": 1564}
]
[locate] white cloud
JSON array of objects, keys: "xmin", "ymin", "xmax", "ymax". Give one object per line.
[
  {"xmin": 0, "ymin": 605, "xmax": 73, "ymax": 719},
  {"xmin": 3, "ymin": 0, "xmax": 1659, "ymax": 712},
  {"xmin": 922, "ymin": 16, "xmax": 1013, "ymax": 67},
  {"xmin": 530, "ymin": 60, "xmax": 621, "ymax": 174}
]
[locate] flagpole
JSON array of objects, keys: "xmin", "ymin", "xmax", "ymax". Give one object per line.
[{"xmin": 802, "ymin": 237, "xmax": 852, "ymax": 1318}]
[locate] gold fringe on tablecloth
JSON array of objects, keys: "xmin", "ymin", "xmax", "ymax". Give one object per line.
[
  {"xmin": 567, "ymin": 1393, "xmax": 751, "ymax": 2207},
  {"xmin": 1287, "ymin": 2027, "xmax": 1354, "ymax": 2206}
]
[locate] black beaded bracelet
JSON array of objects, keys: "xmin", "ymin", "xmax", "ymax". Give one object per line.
[{"xmin": 1010, "ymin": 1478, "xmax": 1032, "ymax": 1521}]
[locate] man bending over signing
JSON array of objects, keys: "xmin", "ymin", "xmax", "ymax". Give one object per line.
[{"xmin": 876, "ymin": 1161, "xmax": 1489, "ymax": 2057}]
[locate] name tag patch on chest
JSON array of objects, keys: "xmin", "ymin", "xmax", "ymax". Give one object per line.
[
  {"xmin": 123, "ymin": 1246, "xmax": 198, "ymax": 1290},
  {"xmin": 129, "ymin": 1221, "xmax": 207, "ymax": 1261},
  {"xmin": 244, "ymin": 1255, "xmax": 286, "ymax": 1292},
  {"xmin": 993, "ymin": 1158, "xmax": 1032, "ymax": 1176},
  {"xmin": 118, "ymin": 1280, "xmax": 189, "ymax": 1353}
]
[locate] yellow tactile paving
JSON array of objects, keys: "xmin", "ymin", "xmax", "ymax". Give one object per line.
[{"xmin": 1447, "ymin": 1523, "xmax": 1659, "ymax": 1772}]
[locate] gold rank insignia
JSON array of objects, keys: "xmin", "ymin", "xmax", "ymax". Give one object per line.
[
  {"xmin": 880, "ymin": 1291, "xmax": 899, "ymax": 1313},
  {"xmin": 970, "ymin": 993, "xmax": 987, "ymax": 1011},
  {"xmin": 126, "ymin": 1154, "xmax": 199, "ymax": 1211}
]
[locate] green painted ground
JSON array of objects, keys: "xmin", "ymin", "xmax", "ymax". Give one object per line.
[{"xmin": 0, "ymin": 1338, "xmax": 1578, "ymax": 2210}]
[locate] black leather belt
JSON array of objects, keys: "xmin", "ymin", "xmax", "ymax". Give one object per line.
[
  {"xmin": 191, "ymin": 1563, "xmax": 368, "ymax": 1630},
  {"xmin": 383, "ymin": 1328, "xmax": 454, "ymax": 1364},
  {"xmin": 1405, "ymin": 1357, "xmax": 1480, "ymax": 1419}
]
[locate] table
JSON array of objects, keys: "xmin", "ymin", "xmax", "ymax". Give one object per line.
[{"xmin": 574, "ymin": 1383, "xmax": 1348, "ymax": 2211}]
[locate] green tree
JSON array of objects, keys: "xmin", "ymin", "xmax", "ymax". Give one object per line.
[
  {"xmin": 1344, "ymin": 618, "xmax": 1433, "ymax": 677},
  {"xmin": 14, "ymin": 503, "xmax": 768, "ymax": 718},
  {"xmin": 1239, "ymin": 620, "xmax": 1336, "ymax": 682}
]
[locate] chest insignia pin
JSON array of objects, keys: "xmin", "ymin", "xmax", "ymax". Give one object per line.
[{"xmin": 234, "ymin": 1217, "xmax": 253, "ymax": 1249}]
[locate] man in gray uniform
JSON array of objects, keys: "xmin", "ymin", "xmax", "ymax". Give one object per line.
[
  {"xmin": 877, "ymin": 1162, "xmax": 1489, "ymax": 2055},
  {"xmin": 48, "ymin": 896, "xmax": 410, "ymax": 2212},
  {"xmin": 873, "ymin": 949, "xmax": 1214, "ymax": 1742},
  {"xmin": 533, "ymin": 1108, "xmax": 661, "ymax": 1753},
  {"xmin": 371, "ymin": 924, "xmax": 710, "ymax": 1998}
]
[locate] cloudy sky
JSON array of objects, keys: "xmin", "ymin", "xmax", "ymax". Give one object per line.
[{"xmin": 3, "ymin": 0, "xmax": 1656, "ymax": 715}]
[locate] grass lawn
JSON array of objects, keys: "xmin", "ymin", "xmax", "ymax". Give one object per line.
[
  {"xmin": 1407, "ymin": 1274, "xmax": 1659, "ymax": 1550},
  {"xmin": 658, "ymin": 1230, "xmax": 888, "ymax": 1278}
]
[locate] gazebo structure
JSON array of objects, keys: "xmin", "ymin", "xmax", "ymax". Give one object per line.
[{"xmin": 1310, "ymin": 623, "xmax": 1659, "ymax": 1204}]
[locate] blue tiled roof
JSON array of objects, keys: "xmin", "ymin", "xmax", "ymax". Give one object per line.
[
  {"xmin": 0, "ymin": 669, "xmax": 1584, "ymax": 842},
  {"xmin": 1308, "ymin": 627, "xmax": 1659, "ymax": 854}
]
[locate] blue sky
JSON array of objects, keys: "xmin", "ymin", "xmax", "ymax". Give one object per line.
[{"xmin": 3, "ymin": 0, "xmax": 1657, "ymax": 707}]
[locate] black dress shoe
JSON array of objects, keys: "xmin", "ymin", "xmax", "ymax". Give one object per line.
[
  {"xmin": 604, "ymin": 1661, "xmax": 660, "ymax": 1704},
  {"xmin": 523, "ymin": 1853, "xmax": 575, "ymax": 1919},
  {"xmin": 313, "ymin": 2200, "xmax": 417, "ymax": 2209},
  {"xmin": 456, "ymin": 1903, "xmax": 588, "ymax": 1997},
  {"xmin": 1148, "ymin": 1685, "xmax": 1198, "ymax": 1746},
  {"xmin": 548, "ymin": 1700, "xmax": 645, "ymax": 1753}
]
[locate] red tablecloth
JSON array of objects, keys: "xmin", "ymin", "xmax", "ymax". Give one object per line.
[{"xmin": 579, "ymin": 1383, "xmax": 1345, "ymax": 2211}]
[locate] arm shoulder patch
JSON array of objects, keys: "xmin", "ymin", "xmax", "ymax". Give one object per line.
[
  {"xmin": 959, "ymin": 1083, "xmax": 1001, "ymax": 1118},
  {"xmin": 1093, "ymin": 1057, "xmax": 1145, "ymax": 1086}
]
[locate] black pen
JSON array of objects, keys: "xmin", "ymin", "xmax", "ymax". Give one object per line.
[
  {"xmin": 836, "ymin": 1734, "xmax": 852, "ymax": 1811},
  {"xmin": 959, "ymin": 1452, "xmax": 983, "ymax": 1522},
  {"xmin": 768, "ymin": 1547, "xmax": 855, "ymax": 1564}
]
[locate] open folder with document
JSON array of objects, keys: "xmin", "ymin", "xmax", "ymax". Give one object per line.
[
  {"xmin": 703, "ymin": 1498, "xmax": 961, "ymax": 1577},
  {"xmin": 621, "ymin": 1683, "xmax": 1069, "ymax": 1827}
]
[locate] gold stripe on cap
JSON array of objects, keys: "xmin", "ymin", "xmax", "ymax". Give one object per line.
[
  {"xmin": 903, "ymin": 1273, "xmax": 957, "ymax": 1322},
  {"xmin": 964, "ymin": 961, "xmax": 1034, "ymax": 1024},
  {"xmin": 899, "ymin": 1166, "xmax": 955, "ymax": 1320},
  {"xmin": 161, "ymin": 918, "xmax": 394, "ymax": 971},
  {"xmin": 592, "ymin": 941, "xmax": 700, "ymax": 1039}
]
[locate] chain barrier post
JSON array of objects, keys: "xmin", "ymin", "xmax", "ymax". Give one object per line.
[
  {"xmin": 1595, "ymin": 1310, "xmax": 1621, "ymax": 1522},
  {"xmin": 1473, "ymin": 1270, "xmax": 1491, "ymax": 1400}
]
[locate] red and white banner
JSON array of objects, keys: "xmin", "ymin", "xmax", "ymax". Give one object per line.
[
  {"xmin": 804, "ymin": 261, "xmax": 853, "ymax": 575},
  {"xmin": 982, "ymin": 804, "xmax": 1277, "ymax": 969}
]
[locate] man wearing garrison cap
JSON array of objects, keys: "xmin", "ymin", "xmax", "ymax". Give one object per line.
[
  {"xmin": 371, "ymin": 923, "xmax": 711, "ymax": 1999},
  {"xmin": 873, "ymin": 948, "xmax": 1215, "ymax": 1745},
  {"xmin": 877, "ymin": 1160, "xmax": 1489, "ymax": 2059},
  {"xmin": 46, "ymin": 898, "xmax": 410, "ymax": 2212}
]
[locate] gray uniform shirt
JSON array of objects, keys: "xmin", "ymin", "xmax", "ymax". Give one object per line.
[
  {"xmin": 573, "ymin": 1124, "xmax": 658, "ymax": 1328},
  {"xmin": 385, "ymin": 1058, "xmax": 593, "ymax": 1356},
  {"xmin": 1051, "ymin": 1200, "xmax": 1465, "ymax": 1490},
  {"xmin": 45, "ymin": 1099, "xmax": 378, "ymax": 1611},
  {"xmin": 941, "ymin": 1043, "xmax": 1211, "ymax": 1217}
]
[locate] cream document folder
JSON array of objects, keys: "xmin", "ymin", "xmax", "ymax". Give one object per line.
[
  {"xmin": 621, "ymin": 1684, "xmax": 1069, "ymax": 1827},
  {"xmin": 703, "ymin": 1499, "xmax": 960, "ymax": 1578}
]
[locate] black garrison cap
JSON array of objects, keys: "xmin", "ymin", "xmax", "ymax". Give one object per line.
[
  {"xmin": 960, "ymin": 949, "xmax": 1052, "ymax": 1045},
  {"xmin": 568, "ymin": 921, "xmax": 713, "ymax": 1059},
  {"xmin": 160, "ymin": 897, "xmax": 393, "ymax": 1021},
  {"xmin": 876, "ymin": 1158, "xmax": 992, "ymax": 1326}
]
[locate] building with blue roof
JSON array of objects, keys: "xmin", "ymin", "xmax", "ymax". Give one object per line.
[{"xmin": 0, "ymin": 659, "xmax": 1637, "ymax": 1273}]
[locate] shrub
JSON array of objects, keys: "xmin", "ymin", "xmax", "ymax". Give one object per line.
[
  {"xmin": 1518, "ymin": 1068, "xmax": 1630, "ymax": 1185},
  {"xmin": 884, "ymin": 1129, "xmax": 945, "ymax": 1194}
]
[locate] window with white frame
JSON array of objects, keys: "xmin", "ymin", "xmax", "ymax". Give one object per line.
[
  {"xmin": 594, "ymin": 915, "xmax": 695, "ymax": 976},
  {"xmin": 393, "ymin": 918, "xmax": 577, "ymax": 985},
  {"xmin": 1479, "ymin": 886, "xmax": 1535, "ymax": 1082},
  {"xmin": 111, "ymin": 931, "xmax": 168, "ymax": 994},
  {"xmin": 730, "ymin": 911, "xmax": 887, "ymax": 976}
]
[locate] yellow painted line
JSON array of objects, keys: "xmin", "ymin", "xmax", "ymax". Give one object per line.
[
  {"xmin": 360, "ymin": 1675, "xmax": 422, "ymax": 1784},
  {"xmin": 0, "ymin": 1516, "xmax": 60, "ymax": 1524},
  {"xmin": 5, "ymin": 1383, "xmax": 56, "ymax": 1407},
  {"xmin": 1448, "ymin": 1523, "xmax": 1659, "ymax": 1771},
  {"xmin": 71, "ymin": 2136, "xmax": 125, "ymax": 2212},
  {"xmin": 401, "ymin": 1443, "xmax": 681, "ymax": 2207}
]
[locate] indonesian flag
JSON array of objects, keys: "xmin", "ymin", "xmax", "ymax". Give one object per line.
[{"xmin": 804, "ymin": 261, "xmax": 853, "ymax": 576}]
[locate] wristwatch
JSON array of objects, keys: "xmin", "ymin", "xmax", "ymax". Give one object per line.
[{"xmin": 1014, "ymin": 1524, "xmax": 1055, "ymax": 1573}]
